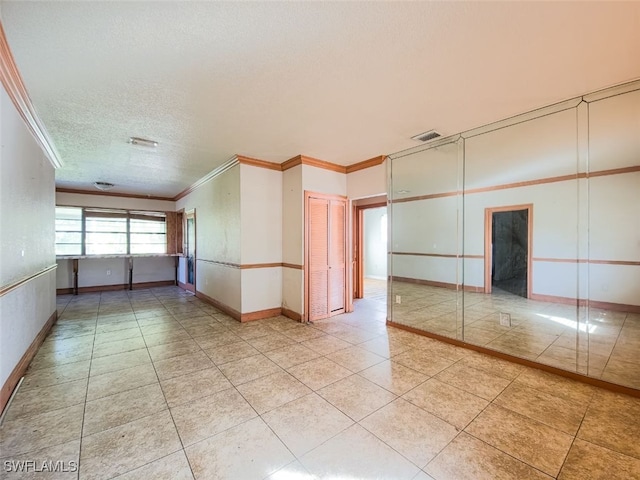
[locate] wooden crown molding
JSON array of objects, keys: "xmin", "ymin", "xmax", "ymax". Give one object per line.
[
  {"xmin": 0, "ymin": 22, "xmax": 62, "ymax": 169},
  {"xmin": 346, "ymin": 155, "xmax": 387, "ymax": 173},
  {"xmin": 56, "ymin": 187, "xmax": 174, "ymax": 202}
]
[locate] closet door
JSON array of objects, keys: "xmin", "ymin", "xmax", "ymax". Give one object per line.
[
  {"xmin": 306, "ymin": 193, "xmax": 347, "ymax": 322},
  {"xmin": 328, "ymin": 200, "xmax": 346, "ymax": 315},
  {"xmin": 308, "ymin": 197, "xmax": 330, "ymax": 321}
]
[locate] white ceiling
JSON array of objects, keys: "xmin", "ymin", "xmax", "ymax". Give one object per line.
[{"xmin": 2, "ymin": 1, "xmax": 640, "ymax": 198}]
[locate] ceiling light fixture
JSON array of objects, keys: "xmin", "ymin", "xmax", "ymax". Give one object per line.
[
  {"xmin": 94, "ymin": 181, "xmax": 115, "ymax": 191},
  {"xmin": 411, "ymin": 130, "xmax": 442, "ymax": 142},
  {"xmin": 128, "ymin": 136, "xmax": 158, "ymax": 147}
]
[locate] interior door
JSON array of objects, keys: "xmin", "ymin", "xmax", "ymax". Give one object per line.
[
  {"xmin": 306, "ymin": 193, "xmax": 347, "ymax": 322},
  {"xmin": 184, "ymin": 210, "xmax": 196, "ymax": 292}
]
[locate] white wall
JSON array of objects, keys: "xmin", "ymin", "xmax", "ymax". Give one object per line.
[
  {"xmin": 240, "ymin": 164, "xmax": 283, "ymax": 313},
  {"xmin": 281, "ymin": 165, "xmax": 304, "ymax": 315},
  {"xmin": 0, "ymin": 87, "xmax": 56, "ymax": 390},
  {"xmin": 176, "ymin": 164, "xmax": 242, "ymax": 312},
  {"xmin": 364, "ymin": 207, "xmax": 387, "ymax": 279},
  {"xmin": 347, "ymin": 160, "xmax": 387, "ymax": 200}
]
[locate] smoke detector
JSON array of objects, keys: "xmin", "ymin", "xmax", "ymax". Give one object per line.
[{"xmin": 411, "ymin": 130, "xmax": 442, "ymax": 142}]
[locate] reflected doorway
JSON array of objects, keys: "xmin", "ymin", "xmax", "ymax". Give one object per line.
[
  {"xmin": 484, "ymin": 204, "xmax": 532, "ymax": 298},
  {"xmin": 184, "ymin": 209, "xmax": 196, "ymax": 292}
]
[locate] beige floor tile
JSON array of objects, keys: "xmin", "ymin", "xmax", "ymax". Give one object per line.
[
  {"xmin": 246, "ymin": 332, "xmax": 298, "ymax": 353},
  {"xmin": 3, "ymin": 378, "xmax": 87, "ymax": 421},
  {"xmin": 514, "ymin": 367, "xmax": 597, "ymax": 405},
  {"xmin": 280, "ymin": 325, "xmax": 326, "ymax": 343},
  {"xmin": 0, "ymin": 439, "xmax": 80, "ymax": 480},
  {"xmin": 403, "ymin": 378, "xmax": 488, "ymax": 429},
  {"xmin": 466, "ymin": 404, "xmax": 574, "ymax": 477},
  {"xmin": 578, "ymin": 390, "xmax": 640, "ymax": 460},
  {"xmin": 89, "ymin": 348, "xmax": 151, "ymax": 377},
  {"xmin": 92, "ymin": 336, "xmax": 147, "ymax": 358},
  {"xmin": 558, "ymin": 438, "xmax": 640, "ymax": 479},
  {"xmin": 265, "ymin": 461, "xmax": 316, "ymax": 480},
  {"xmin": 393, "ymin": 348, "xmax": 455, "ymax": 377},
  {"xmin": 83, "ymin": 383, "xmax": 167, "ymax": 436},
  {"xmin": 287, "ymin": 357, "xmax": 353, "ymax": 391},
  {"xmin": 147, "ymin": 339, "xmax": 201, "ymax": 361},
  {"xmin": 111, "ymin": 450, "xmax": 193, "ymax": 480},
  {"xmin": 317, "ymin": 374, "xmax": 396, "ymax": 421},
  {"xmin": 300, "ymin": 424, "xmax": 420, "ymax": 479},
  {"xmin": 0, "ymin": 404, "xmax": 84, "ymax": 457},
  {"xmin": 153, "ymin": 350, "xmax": 214, "ymax": 381},
  {"xmin": 142, "ymin": 329, "xmax": 193, "ymax": 347},
  {"xmin": 218, "ymin": 354, "xmax": 281, "ymax": 386},
  {"xmin": 264, "ymin": 344, "xmax": 322, "ymax": 369},
  {"xmin": 236, "ymin": 370, "xmax": 311, "ymax": 414},
  {"xmin": 494, "ymin": 382, "xmax": 586, "ymax": 435},
  {"xmin": 79, "ymin": 410, "xmax": 182, "ymax": 480},
  {"xmin": 160, "ymin": 367, "xmax": 232, "ymax": 408},
  {"xmin": 193, "ymin": 330, "xmax": 243, "ymax": 349},
  {"xmin": 27, "ymin": 346, "xmax": 92, "ymax": 372},
  {"xmin": 457, "ymin": 350, "xmax": 525, "ymax": 380},
  {"xmin": 359, "ymin": 360, "xmax": 429, "ymax": 395},
  {"xmin": 434, "ymin": 362, "xmax": 511, "ymax": 401},
  {"xmin": 601, "ymin": 358, "xmax": 640, "ymax": 389},
  {"xmin": 426, "ymin": 432, "xmax": 552, "ymax": 480},
  {"xmin": 262, "ymin": 393, "xmax": 353, "ymax": 457},
  {"xmin": 93, "ymin": 327, "xmax": 142, "ymax": 345},
  {"xmin": 300, "ymin": 335, "xmax": 352, "ymax": 355},
  {"xmin": 325, "ymin": 345, "xmax": 386, "ymax": 373},
  {"xmin": 20, "ymin": 360, "xmax": 91, "ymax": 391},
  {"xmin": 202, "ymin": 340, "xmax": 259, "ymax": 365},
  {"xmin": 86, "ymin": 363, "xmax": 158, "ymax": 401},
  {"xmin": 171, "ymin": 388, "xmax": 257, "ymax": 446},
  {"xmin": 357, "ymin": 336, "xmax": 412, "ymax": 358},
  {"xmin": 360, "ymin": 398, "xmax": 458, "ymax": 468},
  {"xmin": 233, "ymin": 324, "xmax": 277, "ymax": 341},
  {"xmin": 185, "ymin": 417, "xmax": 294, "ymax": 479},
  {"xmin": 138, "ymin": 321, "xmax": 185, "ymax": 336}
]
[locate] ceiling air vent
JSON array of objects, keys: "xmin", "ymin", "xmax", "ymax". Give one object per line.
[{"xmin": 411, "ymin": 130, "xmax": 442, "ymax": 142}]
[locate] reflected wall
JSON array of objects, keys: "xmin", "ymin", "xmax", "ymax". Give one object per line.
[{"xmin": 388, "ymin": 80, "xmax": 640, "ymax": 390}]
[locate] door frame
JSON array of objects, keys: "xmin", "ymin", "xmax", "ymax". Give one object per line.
[
  {"xmin": 353, "ymin": 201, "xmax": 387, "ymax": 299},
  {"xmin": 484, "ymin": 204, "xmax": 533, "ymax": 298},
  {"xmin": 304, "ymin": 190, "xmax": 348, "ymax": 322},
  {"xmin": 183, "ymin": 209, "xmax": 196, "ymax": 293}
]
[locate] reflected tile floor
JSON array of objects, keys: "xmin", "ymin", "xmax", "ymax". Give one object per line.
[
  {"xmin": 0, "ymin": 285, "xmax": 639, "ymax": 479},
  {"xmin": 390, "ymin": 281, "xmax": 640, "ymax": 390}
]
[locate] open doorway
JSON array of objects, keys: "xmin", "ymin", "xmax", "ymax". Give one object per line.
[
  {"xmin": 484, "ymin": 204, "xmax": 532, "ymax": 298},
  {"xmin": 353, "ymin": 196, "xmax": 388, "ymax": 305}
]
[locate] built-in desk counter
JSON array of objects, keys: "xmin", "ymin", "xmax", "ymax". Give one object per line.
[{"xmin": 56, "ymin": 254, "xmax": 182, "ymax": 295}]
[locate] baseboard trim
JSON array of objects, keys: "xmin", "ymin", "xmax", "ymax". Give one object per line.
[
  {"xmin": 1, "ymin": 310, "xmax": 58, "ymax": 414},
  {"xmin": 387, "ymin": 320, "xmax": 639, "ymax": 398},
  {"xmin": 530, "ymin": 293, "xmax": 640, "ymax": 313},
  {"xmin": 195, "ymin": 291, "xmax": 242, "ymax": 321},
  {"xmin": 282, "ymin": 308, "xmax": 302, "ymax": 322},
  {"xmin": 57, "ymin": 280, "xmax": 175, "ymax": 295},
  {"xmin": 241, "ymin": 308, "xmax": 282, "ymax": 322},
  {"xmin": 177, "ymin": 280, "xmax": 195, "ymax": 293},
  {"xmin": 392, "ymin": 276, "xmax": 484, "ymax": 293}
]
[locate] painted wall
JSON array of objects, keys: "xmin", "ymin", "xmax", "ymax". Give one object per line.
[
  {"xmin": 0, "ymin": 87, "xmax": 56, "ymax": 390},
  {"xmin": 240, "ymin": 164, "xmax": 283, "ymax": 313},
  {"xmin": 281, "ymin": 165, "xmax": 303, "ymax": 315},
  {"xmin": 364, "ymin": 207, "xmax": 387, "ymax": 279},
  {"xmin": 176, "ymin": 164, "xmax": 242, "ymax": 312},
  {"xmin": 390, "ymin": 85, "xmax": 639, "ymax": 307},
  {"xmin": 54, "ymin": 191, "xmax": 177, "ymax": 290},
  {"xmin": 347, "ymin": 160, "xmax": 387, "ymax": 200}
]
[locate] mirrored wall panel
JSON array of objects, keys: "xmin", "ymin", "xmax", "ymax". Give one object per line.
[{"xmin": 388, "ymin": 81, "xmax": 640, "ymax": 390}]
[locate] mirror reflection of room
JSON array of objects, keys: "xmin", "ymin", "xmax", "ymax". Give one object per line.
[{"xmin": 388, "ymin": 81, "xmax": 640, "ymax": 390}]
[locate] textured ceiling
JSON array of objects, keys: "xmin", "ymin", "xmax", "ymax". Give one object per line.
[{"xmin": 2, "ymin": 1, "xmax": 640, "ymax": 198}]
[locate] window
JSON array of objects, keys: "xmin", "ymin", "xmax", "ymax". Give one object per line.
[{"xmin": 55, "ymin": 207, "xmax": 167, "ymax": 256}]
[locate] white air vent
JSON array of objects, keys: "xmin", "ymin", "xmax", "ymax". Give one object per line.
[{"xmin": 411, "ymin": 130, "xmax": 442, "ymax": 142}]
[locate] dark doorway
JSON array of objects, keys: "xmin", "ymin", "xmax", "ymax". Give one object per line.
[{"xmin": 491, "ymin": 209, "xmax": 529, "ymax": 298}]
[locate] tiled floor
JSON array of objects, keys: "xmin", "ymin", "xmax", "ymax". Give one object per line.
[
  {"xmin": 390, "ymin": 281, "xmax": 640, "ymax": 389},
  {"xmin": 1, "ymin": 285, "xmax": 639, "ymax": 479}
]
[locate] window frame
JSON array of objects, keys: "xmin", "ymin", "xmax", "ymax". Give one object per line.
[{"xmin": 55, "ymin": 206, "xmax": 168, "ymax": 256}]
